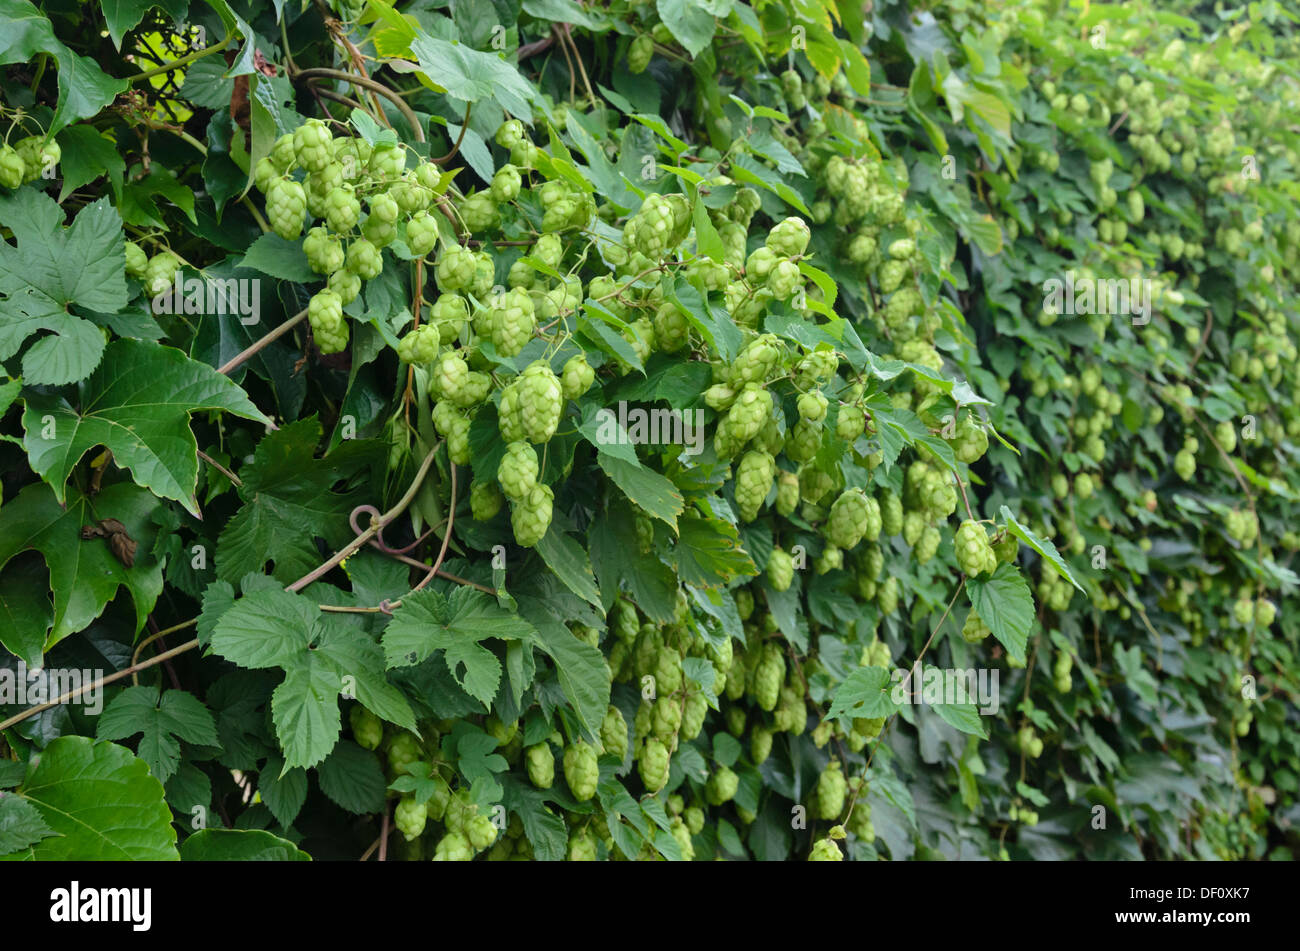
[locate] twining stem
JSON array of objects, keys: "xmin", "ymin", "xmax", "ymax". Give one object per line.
[
  {"xmin": 217, "ymin": 307, "xmax": 310, "ymax": 376},
  {"xmin": 293, "ymin": 68, "xmax": 426, "ymax": 142},
  {"xmin": 197, "ymin": 449, "xmax": 242, "ymax": 487},
  {"xmin": 130, "ymin": 617, "xmax": 200, "ymax": 676},
  {"xmin": 0, "ymin": 448, "xmax": 453, "ymax": 730},
  {"xmin": 125, "ymin": 33, "xmax": 233, "ymax": 83},
  {"xmin": 0, "ymin": 639, "xmax": 201, "ymax": 733},
  {"xmin": 432, "ymin": 103, "xmax": 473, "ymax": 166},
  {"xmin": 285, "ymin": 444, "xmax": 441, "ymax": 593},
  {"xmin": 411, "ymin": 463, "xmax": 456, "ymax": 592}
]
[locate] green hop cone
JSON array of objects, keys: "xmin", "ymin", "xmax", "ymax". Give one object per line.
[
  {"xmin": 877, "ymin": 576, "xmax": 900, "ymax": 615},
  {"xmin": 797, "ymin": 391, "xmax": 829, "ymax": 423},
  {"xmin": 292, "ymin": 118, "xmax": 333, "ymax": 172},
  {"xmin": 767, "ymin": 216, "xmax": 811, "ymax": 257},
  {"xmin": 837, "ymin": 404, "xmax": 865, "ymax": 441},
  {"xmin": 628, "ymin": 34, "xmax": 654, "ymax": 74},
  {"xmin": 651, "ymin": 695, "xmax": 682, "ymax": 739},
  {"xmin": 955, "ymin": 519, "xmax": 998, "ymax": 577},
  {"xmin": 436, "ymin": 244, "xmax": 477, "ymax": 292},
  {"xmin": 767, "ymin": 548, "xmax": 795, "ymax": 592},
  {"xmin": 775, "ymin": 470, "xmax": 801, "ymax": 516},
  {"xmin": 13, "ymin": 136, "xmax": 57, "ymax": 183},
  {"xmin": 308, "ymin": 289, "xmax": 348, "ymax": 355},
  {"xmin": 266, "ymin": 177, "xmax": 306, "ymax": 240},
  {"xmin": 491, "ymin": 289, "xmax": 536, "ymax": 358},
  {"xmin": 638, "ymin": 737, "xmax": 670, "ymax": 793},
  {"xmin": 498, "ymin": 441, "xmax": 539, "ymax": 501},
  {"xmin": 518, "ymin": 360, "xmax": 564, "ymax": 443},
  {"xmin": 511, "ymin": 483, "xmax": 554, "ymax": 547},
  {"xmin": 0, "ymin": 145, "xmax": 25, "ymax": 189},
  {"xmin": 809, "ymin": 837, "xmax": 843, "ymax": 861},
  {"xmin": 734, "ymin": 450, "xmax": 776, "ymax": 522},
  {"xmin": 568, "ymin": 831, "xmax": 598, "ymax": 861},
  {"xmin": 962, "ymin": 609, "xmax": 991, "ymax": 643},
  {"xmin": 767, "ymin": 259, "xmax": 803, "ymax": 300},
  {"xmin": 754, "ymin": 643, "xmax": 785, "ymax": 711},
  {"xmin": 653, "ymin": 302, "xmax": 690, "ymax": 352},
  {"xmin": 386, "ymin": 732, "xmax": 422, "ymax": 776},
  {"xmin": 681, "ymin": 692, "xmax": 708, "ymax": 740},
  {"xmin": 785, "ymin": 418, "xmax": 823, "ymax": 463},
  {"xmin": 124, "ymin": 241, "xmax": 148, "ymax": 279},
  {"xmin": 729, "ymin": 334, "xmax": 781, "ymax": 387},
  {"xmin": 322, "ymin": 184, "xmax": 360, "ymax": 233},
  {"xmin": 346, "ymin": 237, "xmax": 383, "ymax": 280},
  {"xmin": 816, "ymin": 760, "xmax": 847, "ymax": 819},
  {"xmin": 470, "ymin": 481, "xmax": 504, "ymax": 521},
  {"xmin": 303, "ymin": 226, "xmax": 345, "ymax": 275},
  {"xmin": 727, "ymin": 383, "xmax": 772, "ymax": 445},
  {"xmin": 654, "ymin": 646, "xmax": 684, "ymax": 695},
  {"xmin": 327, "ymin": 267, "xmax": 361, "ymax": 305},
  {"xmin": 561, "ymin": 353, "xmax": 595, "ymax": 400},
  {"xmin": 880, "ymin": 490, "xmax": 903, "ymax": 536},
  {"xmin": 348, "ymin": 705, "xmax": 382, "ymax": 750},
  {"xmin": 405, "ymin": 211, "xmax": 438, "ymax": 258},
  {"xmin": 466, "ymin": 813, "xmax": 497, "ymax": 852},
  {"xmin": 432, "ymin": 832, "xmax": 473, "ymax": 861},
  {"xmin": 827, "ymin": 488, "xmax": 878, "ymax": 550},
  {"xmin": 368, "ymin": 143, "xmax": 407, "ymax": 181},
  {"xmin": 394, "ymin": 797, "xmax": 428, "ymax": 841},
  {"xmin": 914, "ymin": 525, "xmax": 940, "ymax": 564},
  {"xmin": 526, "ymin": 742, "xmax": 554, "ymax": 788},
  {"xmin": 490, "ymin": 163, "xmax": 522, "ymax": 203},
  {"xmin": 600, "ymin": 705, "xmax": 629, "ymax": 762},
  {"xmin": 563, "ymin": 740, "xmax": 600, "ymax": 801},
  {"xmin": 705, "ymin": 766, "xmax": 739, "ymax": 805}
]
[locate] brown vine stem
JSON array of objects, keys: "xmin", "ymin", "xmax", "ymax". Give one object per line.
[
  {"xmin": 0, "ymin": 639, "xmax": 201, "ymax": 733},
  {"xmin": 553, "ymin": 25, "xmax": 577, "ymax": 102},
  {"xmin": 411, "ymin": 463, "xmax": 456, "ymax": 593},
  {"xmin": 293, "ymin": 68, "xmax": 426, "ymax": 142},
  {"xmin": 217, "ymin": 306, "xmax": 309, "ymax": 376},
  {"xmin": 432, "ymin": 103, "xmax": 472, "ymax": 166},
  {"xmin": 383, "ymin": 552, "xmax": 494, "ymax": 595},
  {"xmin": 560, "ymin": 24, "xmax": 598, "ymax": 109},
  {"xmin": 130, "ymin": 617, "xmax": 200, "ymax": 680},
  {"xmin": 954, "ymin": 472, "xmax": 977, "ymax": 522},
  {"xmin": 285, "ymin": 444, "xmax": 441, "ymax": 594},
  {"xmin": 125, "ymin": 33, "xmax": 233, "ymax": 83},
  {"xmin": 1187, "ymin": 308, "xmax": 1213, "ymax": 371},
  {"xmin": 518, "ymin": 34, "xmax": 556, "ymax": 60},
  {"xmin": 312, "ymin": 85, "xmax": 369, "ymax": 116},
  {"xmin": 197, "ymin": 449, "xmax": 242, "ymax": 487}
]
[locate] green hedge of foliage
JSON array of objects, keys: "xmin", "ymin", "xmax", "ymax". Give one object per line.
[{"xmin": 0, "ymin": 0, "xmax": 1296, "ymax": 861}]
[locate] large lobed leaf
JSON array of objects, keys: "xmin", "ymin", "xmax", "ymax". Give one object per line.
[{"xmin": 22, "ymin": 338, "xmax": 270, "ymax": 515}]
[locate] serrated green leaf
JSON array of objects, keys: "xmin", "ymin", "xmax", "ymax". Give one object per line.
[
  {"xmin": 95, "ymin": 686, "xmax": 219, "ymax": 784},
  {"xmin": 382, "ymin": 587, "xmax": 536, "ymax": 669},
  {"xmin": 998, "ymin": 506, "xmax": 1083, "ymax": 591},
  {"xmin": 966, "ymin": 564, "xmax": 1035, "ymax": 663},
  {"xmin": 22, "ymin": 339, "xmax": 269, "ymax": 514},
  {"xmin": 0, "ymin": 482, "xmax": 163, "ymax": 659},
  {"xmin": 535, "ymin": 525, "xmax": 602, "ymax": 609},
  {"xmin": 826, "ymin": 666, "xmax": 898, "ymax": 722},
  {"xmin": 316, "ymin": 740, "xmax": 387, "ymax": 815},
  {"xmin": 180, "ymin": 828, "xmax": 311, "ymax": 861},
  {"xmin": 596, "ymin": 450, "xmax": 684, "ymax": 530},
  {"xmin": 1, "ymin": 736, "xmax": 177, "ymax": 860}
]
